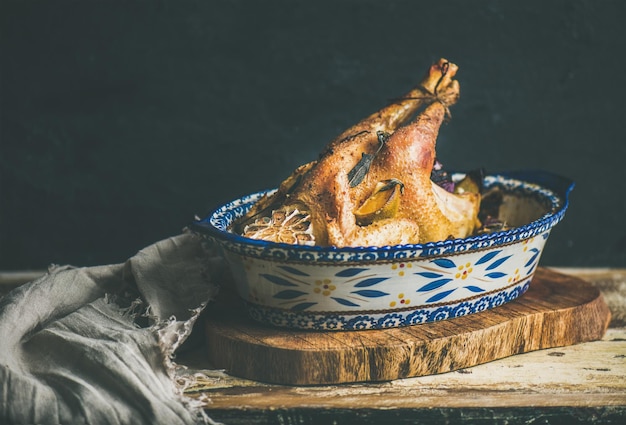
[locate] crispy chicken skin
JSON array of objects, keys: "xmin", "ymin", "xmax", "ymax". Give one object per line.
[{"xmin": 238, "ymin": 59, "xmax": 481, "ymax": 247}]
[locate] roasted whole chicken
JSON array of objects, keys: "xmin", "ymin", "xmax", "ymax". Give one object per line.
[{"xmin": 235, "ymin": 58, "xmax": 481, "ymax": 247}]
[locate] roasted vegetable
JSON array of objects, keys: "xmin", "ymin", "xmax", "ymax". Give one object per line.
[{"xmin": 354, "ymin": 179, "xmax": 405, "ymax": 226}]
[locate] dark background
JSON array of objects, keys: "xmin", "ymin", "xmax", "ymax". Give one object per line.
[{"xmin": 1, "ymin": 0, "xmax": 625, "ymax": 270}]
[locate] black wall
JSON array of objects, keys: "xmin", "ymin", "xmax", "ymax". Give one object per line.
[{"xmin": 2, "ymin": 0, "xmax": 625, "ymax": 269}]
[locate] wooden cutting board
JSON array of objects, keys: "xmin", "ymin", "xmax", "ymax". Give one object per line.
[{"xmin": 204, "ymin": 267, "xmax": 611, "ymax": 385}]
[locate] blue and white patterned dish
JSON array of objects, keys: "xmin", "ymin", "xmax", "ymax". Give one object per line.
[{"xmin": 191, "ymin": 170, "xmax": 574, "ymax": 331}]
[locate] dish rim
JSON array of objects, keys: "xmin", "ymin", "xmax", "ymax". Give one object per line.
[{"xmin": 190, "ymin": 169, "xmax": 574, "ymax": 256}]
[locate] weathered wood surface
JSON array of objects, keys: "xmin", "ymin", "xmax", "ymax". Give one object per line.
[
  {"xmin": 187, "ymin": 326, "xmax": 626, "ymax": 406},
  {"xmin": 203, "ymin": 267, "xmax": 611, "ymax": 385},
  {"xmin": 3, "ymin": 267, "xmax": 625, "ymax": 423},
  {"xmin": 176, "ymin": 267, "xmax": 626, "ymax": 423},
  {"xmin": 183, "ymin": 328, "xmax": 626, "ymax": 424},
  {"xmin": 551, "ymin": 267, "xmax": 626, "ymax": 328}
]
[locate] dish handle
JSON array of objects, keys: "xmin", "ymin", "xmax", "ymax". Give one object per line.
[{"xmin": 497, "ymin": 169, "xmax": 575, "ymax": 203}]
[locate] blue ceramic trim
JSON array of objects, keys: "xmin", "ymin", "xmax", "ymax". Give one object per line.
[
  {"xmin": 190, "ymin": 171, "xmax": 573, "ymax": 265},
  {"xmin": 244, "ymin": 277, "xmax": 532, "ymax": 331}
]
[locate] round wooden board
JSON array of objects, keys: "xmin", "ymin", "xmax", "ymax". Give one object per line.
[{"xmin": 204, "ymin": 267, "xmax": 611, "ymax": 385}]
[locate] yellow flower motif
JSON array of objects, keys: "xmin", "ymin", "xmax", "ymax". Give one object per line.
[
  {"xmin": 390, "ymin": 292, "xmax": 410, "ymax": 307},
  {"xmin": 523, "ymin": 237, "xmax": 535, "ymax": 252},
  {"xmin": 391, "ymin": 262, "xmax": 412, "ymax": 276},
  {"xmin": 314, "ymin": 278, "xmax": 336, "ymax": 296},
  {"xmin": 249, "ymin": 288, "xmax": 262, "ymax": 303},
  {"xmin": 455, "ymin": 262, "xmax": 473, "ymax": 280},
  {"xmin": 244, "ymin": 257, "xmax": 254, "ymax": 271},
  {"xmin": 508, "ymin": 268, "xmax": 521, "ymax": 283}
]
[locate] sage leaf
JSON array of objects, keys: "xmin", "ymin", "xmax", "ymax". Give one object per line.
[
  {"xmin": 348, "ymin": 153, "xmax": 374, "ymax": 187},
  {"xmin": 347, "ymin": 131, "xmax": 390, "ymax": 188}
]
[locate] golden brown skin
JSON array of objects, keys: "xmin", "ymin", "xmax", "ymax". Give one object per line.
[
  {"xmin": 362, "ymin": 101, "xmax": 481, "ymax": 245},
  {"xmin": 238, "ymin": 59, "xmax": 480, "ymax": 247}
]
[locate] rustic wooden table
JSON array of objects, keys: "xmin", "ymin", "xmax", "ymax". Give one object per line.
[
  {"xmin": 3, "ymin": 268, "xmax": 624, "ymax": 424},
  {"xmin": 178, "ymin": 267, "xmax": 626, "ymax": 425}
]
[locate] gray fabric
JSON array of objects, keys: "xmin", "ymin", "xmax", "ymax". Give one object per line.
[{"xmin": 0, "ymin": 232, "xmax": 225, "ymax": 425}]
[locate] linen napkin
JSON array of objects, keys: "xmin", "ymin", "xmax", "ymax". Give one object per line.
[{"xmin": 0, "ymin": 232, "xmax": 225, "ymax": 425}]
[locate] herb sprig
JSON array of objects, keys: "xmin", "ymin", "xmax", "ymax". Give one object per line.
[{"xmin": 347, "ymin": 131, "xmax": 390, "ymax": 187}]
